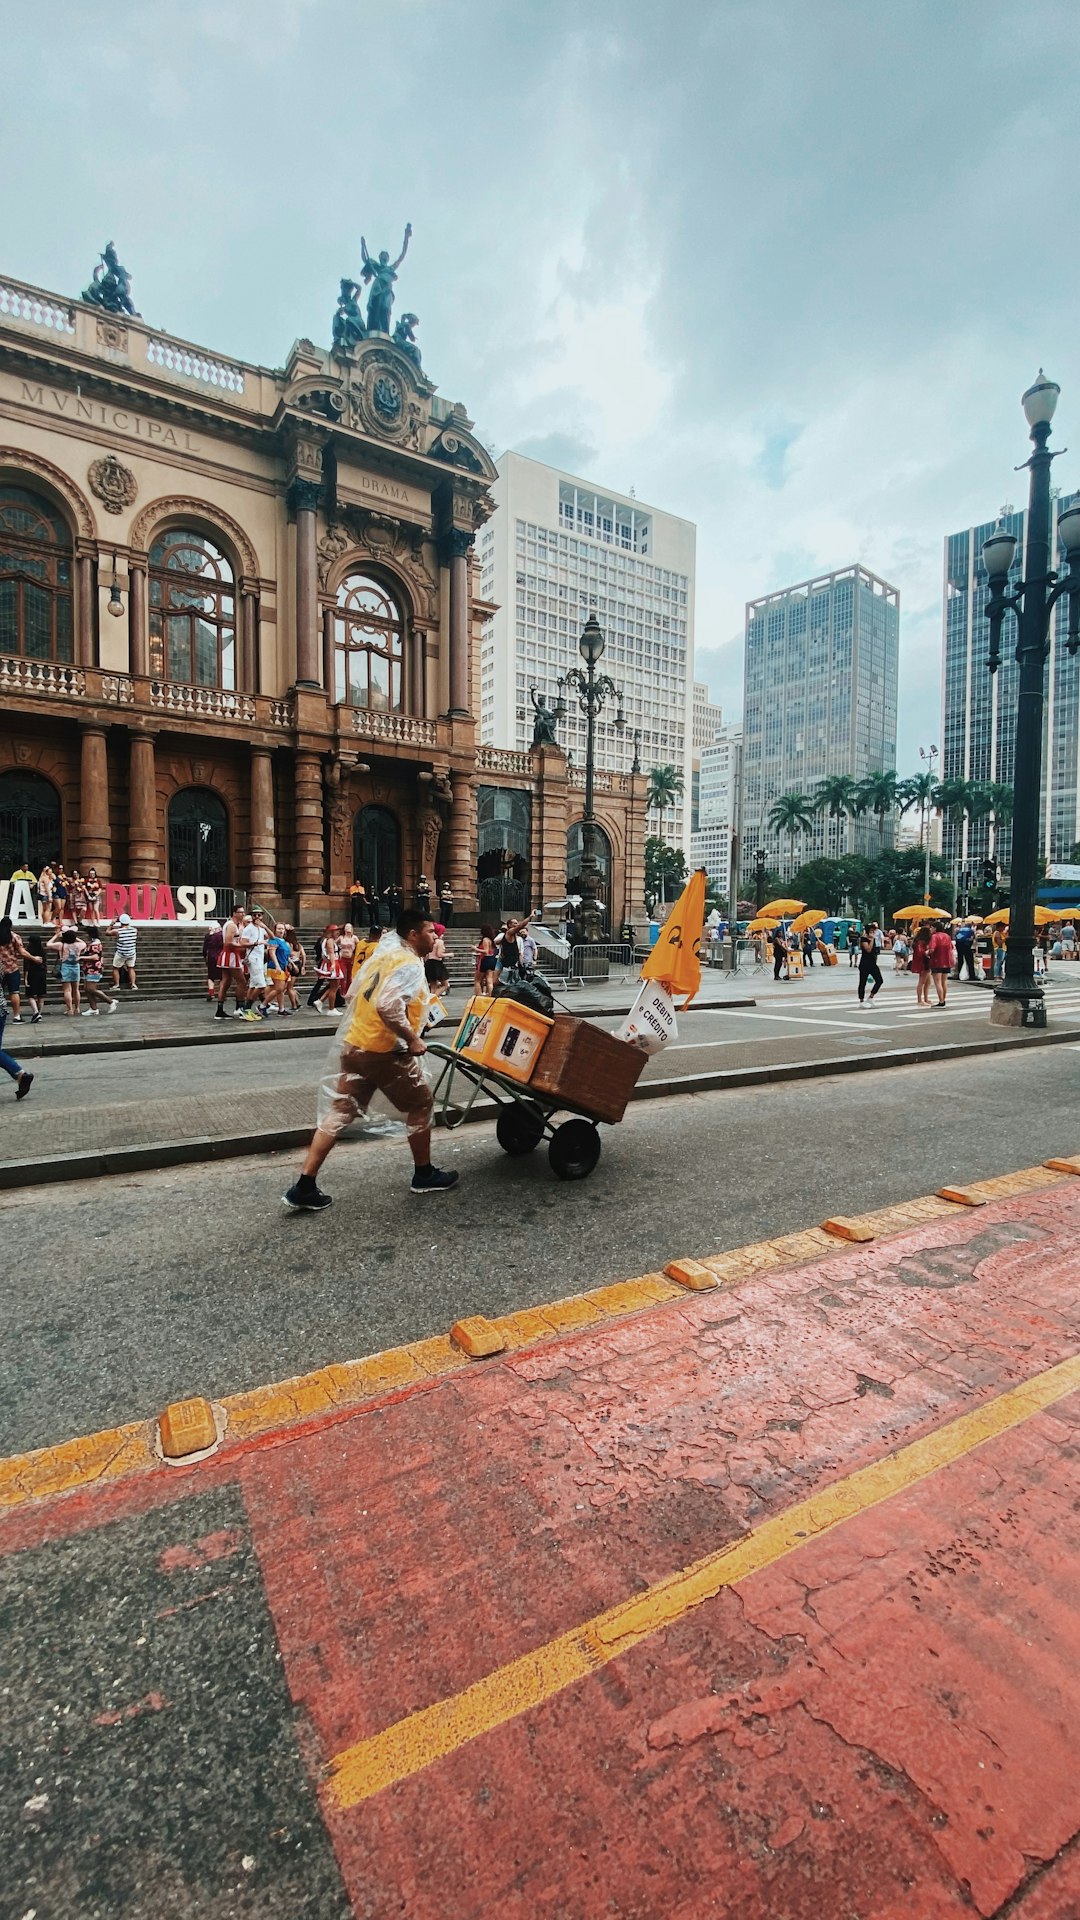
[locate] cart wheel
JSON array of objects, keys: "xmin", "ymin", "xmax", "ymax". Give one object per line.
[
  {"xmin": 548, "ymin": 1118, "xmax": 601, "ymax": 1181},
  {"xmin": 496, "ymin": 1104, "xmax": 546, "ymax": 1157}
]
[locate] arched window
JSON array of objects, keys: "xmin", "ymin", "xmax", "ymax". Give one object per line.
[
  {"xmin": 353, "ymin": 805, "xmax": 401, "ymax": 892},
  {"xmin": 149, "ymin": 527, "xmax": 236, "ymax": 688},
  {"xmin": 168, "ymin": 788, "xmax": 229, "ymax": 889},
  {"xmin": 334, "ymin": 573, "xmax": 404, "ymax": 711},
  {"xmin": 0, "ymin": 770, "xmax": 62, "ymax": 873},
  {"xmin": 0, "ymin": 484, "xmax": 73, "ymax": 662},
  {"xmin": 477, "ymin": 786, "xmax": 532, "ymax": 917}
]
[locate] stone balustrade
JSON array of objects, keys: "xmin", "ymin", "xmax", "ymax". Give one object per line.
[
  {"xmin": 0, "ymin": 653, "xmax": 85, "ymax": 697},
  {"xmin": 567, "ymin": 766, "xmax": 633, "ymax": 795},
  {"xmin": 351, "ymin": 707, "xmax": 437, "ymax": 746},
  {"xmin": 476, "ymin": 745, "xmax": 532, "ymax": 775},
  {"xmin": 149, "ymin": 680, "xmax": 258, "ymax": 722},
  {"xmin": 0, "ymin": 281, "xmax": 75, "ymax": 335},
  {"xmin": 146, "ymin": 335, "xmax": 246, "ymax": 395}
]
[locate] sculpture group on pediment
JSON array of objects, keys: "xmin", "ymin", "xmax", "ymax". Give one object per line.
[
  {"xmin": 361, "ymin": 224, "xmax": 411, "ymax": 334},
  {"xmin": 82, "ymin": 242, "xmax": 139, "ymax": 318},
  {"xmin": 332, "ymin": 279, "xmax": 366, "ymax": 354}
]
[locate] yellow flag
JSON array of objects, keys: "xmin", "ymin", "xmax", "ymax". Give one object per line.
[{"xmin": 640, "ymin": 868, "xmax": 707, "ymax": 1006}]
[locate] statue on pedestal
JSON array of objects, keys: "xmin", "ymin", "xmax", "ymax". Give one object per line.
[
  {"xmin": 82, "ymin": 242, "xmax": 139, "ymax": 317},
  {"xmin": 332, "ymin": 278, "xmax": 366, "ymax": 353},
  {"xmin": 360, "ymin": 224, "xmax": 412, "ymax": 334},
  {"xmin": 529, "ymin": 686, "xmax": 560, "ymax": 746}
]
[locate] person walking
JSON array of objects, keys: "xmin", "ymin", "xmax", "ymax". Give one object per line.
[
  {"xmin": 909, "ymin": 925, "xmax": 933, "ymax": 1006},
  {"xmin": 202, "ymin": 921, "xmax": 224, "ymax": 1002},
  {"xmin": 439, "ymin": 883, "xmax": 454, "ymax": 929},
  {"xmin": 802, "ymin": 927, "xmax": 817, "ymax": 967},
  {"xmin": 283, "ymin": 910, "xmax": 459, "ymax": 1210},
  {"xmin": 893, "ymin": 932, "xmax": 909, "ymax": 972},
  {"xmin": 108, "ymin": 912, "xmax": 139, "ymax": 991},
  {"xmin": 953, "ymin": 920, "xmax": 978, "ymax": 981},
  {"xmin": 239, "ymin": 911, "xmax": 270, "ymax": 1020},
  {"xmin": 266, "ymin": 924, "xmax": 293, "ymax": 1015},
  {"xmin": 312, "ymin": 925, "xmax": 343, "ymax": 1015},
  {"xmin": 1062, "ymin": 922, "xmax": 1077, "ymax": 961},
  {"xmin": 216, "ymin": 907, "xmax": 247, "ymax": 1019},
  {"xmin": 48, "ymin": 923, "xmax": 86, "ymax": 1015},
  {"xmin": 857, "ymin": 923, "xmax": 884, "ymax": 1003},
  {"xmin": 992, "ymin": 926, "xmax": 1007, "ymax": 979},
  {"xmin": 0, "ymin": 915, "xmax": 29, "ymax": 1024},
  {"xmin": 474, "ymin": 925, "xmax": 497, "ymax": 994},
  {"xmin": 22, "ymin": 931, "xmax": 48, "ymax": 1022},
  {"xmin": 928, "ymin": 923, "xmax": 954, "ymax": 1006},
  {"xmin": 286, "ymin": 926, "xmax": 306, "ymax": 1009},
  {"xmin": 771, "ymin": 924, "xmax": 789, "ymax": 982},
  {"xmin": 78, "ymin": 927, "xmax": 117, "ymax": 1014},
  {"xmin": 0, "ymin": 979, "xmax": 32, "ymax": 1101},
  {"xmin": 846, "ymin": 924, "xmax": 859, "ymax": 967}
]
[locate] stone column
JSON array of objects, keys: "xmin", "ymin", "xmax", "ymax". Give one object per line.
[
  {"xmin": 443, "ymin": 775, "xmax": 476, "ymax": 912},
  {"xmin": 77, "ymin": 554, "xmax": 96, "ymax": 668},
  {"xmin": 128, "ymin": 732, "xmax": 158, "ymax": 880},
  {"xmin": 129, "ymin": 563, "xmax": 148, "ymax": 677},
  {"xmin": 446, "ymin": 530, "xmax": 472, "ymax": 716},
  {"xmin": 240, "ymin": 586, "xmax": 258, "ymax": 693},
  {"xmin": 289, "ymin": 479, "xmax": 321, "ymax": 687},
  {"xmin": 322, "ymin": 607, "xmax": 336, "ymax": 699},
  {"xmin": 293, "ymin": 749, "xmax": 324, "ymax": 899},
  {"xmin": 79, "ymin": 726, "xmax": 112, "ymax": 874},
  {"xmin": 249, "ymin": 747, "xmax": 277, "ymax": 901}
]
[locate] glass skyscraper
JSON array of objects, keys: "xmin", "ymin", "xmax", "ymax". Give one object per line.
[
  {"xmin": 942, "ymin": 490, "xmax": 1080, "ymax": 872},
  {"xmin": 741, "ymin": 565, "xmax": 900, "ymax": 876}
]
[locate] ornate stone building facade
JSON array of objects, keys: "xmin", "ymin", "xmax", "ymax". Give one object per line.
[{"xmin": 0, "ymin": 262, "xmax": 647, "ymax": 923}]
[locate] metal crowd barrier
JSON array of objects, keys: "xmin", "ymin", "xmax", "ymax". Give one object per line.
[{"xmin": 562, "ymin": 942, "xmax": 640, "ymax": 988}]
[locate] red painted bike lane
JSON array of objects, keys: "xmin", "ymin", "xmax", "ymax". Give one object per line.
[{"xmin": 3, "ymin": 1178, "xmax": 1080, "ymax": 1917}]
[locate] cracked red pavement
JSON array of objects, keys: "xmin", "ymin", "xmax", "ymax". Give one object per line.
[{"xmin": 2, "ymin": 1182, "xmax": 1080, "ymax": 1917}]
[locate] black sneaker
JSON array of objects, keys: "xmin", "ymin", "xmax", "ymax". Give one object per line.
[
  {"xmin": 282, "ymin": 1178, "xmax": 333, "ymax": 1212},
  {"xmin": 214, "ymin": 1008, "xmax": 226, "ymax": 1020},
  {"xmin": 410, "ymin": 1165, "xmax": 460, "ymax": 1196},
  {"xmin": 15, "ymin": 1071, "xmax": 33, "ymax": 1101}
]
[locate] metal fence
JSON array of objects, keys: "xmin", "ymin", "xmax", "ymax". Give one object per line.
[{"xmin": 562, "ymin": 942, "xmax": 640, "ymax": 988}]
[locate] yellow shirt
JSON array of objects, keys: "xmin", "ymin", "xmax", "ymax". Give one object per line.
[{"xmin": 344, "ymin": 942, "xmax": 426, "ymax": 1053}]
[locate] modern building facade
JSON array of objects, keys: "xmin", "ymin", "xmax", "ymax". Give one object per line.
[
  {"xmin": 478, "ymin": 452, "xmax": 695, "ymax": 850},
  {"xmin": 742, "ymin": 564, "xmax": 900, "ymax": 877},
  {"xmin": 689, "ymin": 679, "xmax": 724, "ymax": 830},
  {"xmin": 690, "ymin": 722, "xmax": 742, "ymax": 901},
  {"xmin": 942, "ymin": 491, "xmax": 1080, "ymax": 873},
  {"xmin": 0, "ymin": 262, "xmax": 647, "ymax": 924}
]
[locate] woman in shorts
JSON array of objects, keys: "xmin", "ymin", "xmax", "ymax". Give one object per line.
[
  {"xmin": 22, "ymin": 932, "xmax": 48, "ymax": 1022},
  {"xmin": 0, "ymin": 915, "xmax": 29, "ymax": 1023},
  {"xmin": 47, "ymin": 923, "xmax": 86, "ymax": 1015}
]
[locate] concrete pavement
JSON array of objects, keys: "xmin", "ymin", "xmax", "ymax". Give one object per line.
[{"xmin": 4, "ymin": 1161, "xmax": 1080, "ymax": 1917}]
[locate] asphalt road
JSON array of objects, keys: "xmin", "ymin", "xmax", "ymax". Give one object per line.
[{"xmin": 5, "ymin": 1042, "xmax": 1080, "ymax": 1458}]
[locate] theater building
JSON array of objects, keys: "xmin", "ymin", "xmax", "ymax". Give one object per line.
[{"xmin": 0, "ymin": 260, "xmax": 647, "ymax": 924}]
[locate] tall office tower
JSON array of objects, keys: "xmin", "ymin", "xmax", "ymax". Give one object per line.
[
  {"xmin": 690, "ymin": 679, "xmax": 724, "ymax": 829},
  {"xmin": 942, "ymin": 490, "xmax": 1080, "ymax": 873},
  {"xmin": 478, "ymin": 452, "xmax": 696, "ymax": 844},
  {"xmin": 741, "ymin": 565, "xmax": 900, "ymax": 877},
  {"xmin": 690, "ymin": 722, "xmax": 743, "ymax": 901}
]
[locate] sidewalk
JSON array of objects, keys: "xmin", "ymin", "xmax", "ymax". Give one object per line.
[{"xmin": 4, "ymin": 1163, "xmax": 1080, "ymax": 1918}]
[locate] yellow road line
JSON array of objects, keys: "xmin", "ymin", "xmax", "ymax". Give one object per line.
[
  {"xmin": 325, "ymin": 1348, "xmax": 1080, "ymax": 1810},
  {"xmin": 0, "ymin": 1162, "xmax": 1071, "ymax": 1516}
]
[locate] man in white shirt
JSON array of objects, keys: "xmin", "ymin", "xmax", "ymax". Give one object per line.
[{"xmin": 239, "ymin": 912, "xmax": 270, "ymax": 1020}]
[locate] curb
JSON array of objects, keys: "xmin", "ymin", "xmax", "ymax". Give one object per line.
[
  {"xmin": 2, "ymin": 1021, "xmax": 1077, "ymax": 1189},
  {"xmin": 10, "ymin": 996, "xmax": 758, "ymax": 1061},
  {"xmin": 2, "ymin": 1156, "xmax": 1074, "ymax": 1517}
]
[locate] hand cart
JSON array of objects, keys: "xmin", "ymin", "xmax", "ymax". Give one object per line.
[{"xmin": 426, "ymin": 1016, "xmax": 645, "ymax": 1181}]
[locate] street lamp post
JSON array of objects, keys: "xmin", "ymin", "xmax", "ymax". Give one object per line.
[
  {"xmin": 563, "ymin": 614, "xmax": 625, "ymax": 944},
  {"xmin": 982, "ymin": 372, "xmax": 1080, "ymax": 1028},
  {"xmin": 919, "ymin": 743, "xmax": 938, "ymax": 905},
  {"xmin": 754, "ymin": 845, "xmax": 767, "ymax": 914}
]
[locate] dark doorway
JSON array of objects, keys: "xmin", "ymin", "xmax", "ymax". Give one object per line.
[
  {"xmin": 168, "ymin": 788, "xmax": 229, "ymax": 889},
  {"xmin": 476, "ymin": 786, "xmax": 531, "ymax": 918},
  {"xmin": 353, "ymin": 805, "xmax": 401, "ymax": 893},
  {"xmin": 0, "ymin": 770, "xmax": 62, "ymax": 874}
]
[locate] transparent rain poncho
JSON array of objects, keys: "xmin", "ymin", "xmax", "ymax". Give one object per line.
[{"xmin": 314, "ymin": 933, "xmax": 438, "ymax": 1140}]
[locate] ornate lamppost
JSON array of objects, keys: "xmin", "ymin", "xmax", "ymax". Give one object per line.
[
  {"xmin": 918, "ymin": 743, "xmax": 939, "ymax": 905},
  {"xmin": 562, "ymin": 614, "xmax": 624, "ymax": 943},
  {"xmin": 982, "ymin": 372, "xmax": 1080, "ymax": 1027},
  {"xmin": 754, "ymin": 845, "xmax": 767, "ymax": 914}
]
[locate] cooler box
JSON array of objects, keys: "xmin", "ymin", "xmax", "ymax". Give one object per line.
[
  {"xmin": 455, "ymin": 995, "xmax": 553, "ymax": 1083},
  {"xmin": 451, "ymin": 993, "xmax": 494, "ymax": 1053},
  {"xmin": 822, "ymin": 945, "xmax": 838, "ymax": 966},
  {"xmin": 529, "ymin": 1015, "xmax": 646, "ymax": 1124}
]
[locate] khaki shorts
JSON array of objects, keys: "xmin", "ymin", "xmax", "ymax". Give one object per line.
[{"xmin": 320, "ymin": 1046, "xmax": 433, "ymax": 1136}]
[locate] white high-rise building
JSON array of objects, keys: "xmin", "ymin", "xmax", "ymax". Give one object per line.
[
  {"xmin": 691, "ymin": 723, "xmax": 743, "ymax": 902},
  {"xmin": 478, "ymin": 452, "xmax": 696, "ymax": 844}
]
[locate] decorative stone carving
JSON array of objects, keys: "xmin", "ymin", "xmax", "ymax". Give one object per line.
[
  {"xmin": 0, "ymin": 447, "xmax": 94, "ymax": 539},
  {"xmin": 429, "ymin": 427, "xmax": 486, "ymax": 475},
  {"xmin": 416, "ymin": 766, "xmax": 452, "ymax": 884},
  {"xmin": 317, "ymin": 524, "xmax": 352, "ymax": 588},
  {"xmin": 88, "ymin": 454, "xmax": 137, "ymax": 516},
  {"xmin": 95, "ymin": 317, "xmax": 129, "ymax": 355},
  {"xmin": 348, "ymin": 345, "xmax": 427, "ymax": 446},
  {"xmin": 341, "ymin": 506, "xmax": 437, "ymax": 620},
  {"xmin": 324, "ymin": 757, "xmax": 353, "ymax": 862},
  {"xmin": 129, "ymin": 496, "xmax": 259, "ymax": 578}
]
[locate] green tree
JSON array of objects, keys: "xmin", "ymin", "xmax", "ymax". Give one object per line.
[
  {"xmin": 644, "ymin": 835, "xmax": 687, "ymax": 909},
  {"xmin": 767, "ymin": 791, "xmax": 816, "ymax": 875},
  {"xmin": 933, "ymin": 775, "xmax": 978, "ymax": 828},
  {"xmin": 856, "ymin": 770, "xmax": 899, "ymax": 850},
  {"xmin": 812, "ymin": 776, "xmax": 863, "ymax": 857},
  {"xmin": 897, "ymin": 772, "xmax": 937, "ymax": 850},
  {"xmin": 789, "ymin": 856, "xmax": 850, "ymax": 914},
  {"xmin": 867, "ymin": 847, "xmax": 952, "ymax": 922},
  {"xmin": 646, "ymin": 763, "xmax": 685, "ymax": 842}
]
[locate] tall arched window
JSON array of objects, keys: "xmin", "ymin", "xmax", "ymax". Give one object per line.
[
  {"xmin": 0, "ymin": 484, "xmax": 73, "ymax": 661},
  {"xmin": 0, "ymin": 770, "xmax": 62, "ymax": 873},
  {"xmin": 148, "ymin": 527, "xmax": 236, "ymax": 688},
  {"xmin": 334, "ymin": 573, "xmax": 403, "ymax": 711},
  {"xmin": 353, "ymin": 805, "xmax": 401, "ymax": 892},
  {"xmin": 168, "ymin": 788, "xmax": 230, "ymax": 889}
]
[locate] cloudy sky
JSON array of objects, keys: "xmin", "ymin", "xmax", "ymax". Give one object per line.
[{"xmin": 3, "ymin": 0, "xmax": 1078, "ymax": 770}]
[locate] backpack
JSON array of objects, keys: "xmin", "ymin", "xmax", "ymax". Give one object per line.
[{"xmin": 494, "ymin": 969, "xmax": 555, "ymax": 1018}]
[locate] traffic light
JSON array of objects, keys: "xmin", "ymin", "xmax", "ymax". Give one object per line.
[{"xmin": 982, "ymin": 859, "xmax": 997, "ymax": 887}]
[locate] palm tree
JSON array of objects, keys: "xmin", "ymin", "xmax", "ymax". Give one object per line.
[
  {"xmin": 813, "ymin": 776, "xmax": 862, "ymax": 859},
  {"xmin": 856, "ymin": 770, "xmax": 898, "ymax": 851},
  {"xmin": 767, "ymin": 791, "xmax": 816, "ymax": 878},
  {"xmin": 933, "ymin": 775, "xmax": 978, "ymax": 828},
  {"xmin": 646, "ymin": 763, "xmax": 685, "ymax": 901}
]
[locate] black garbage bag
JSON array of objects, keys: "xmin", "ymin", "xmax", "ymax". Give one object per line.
[{"xmin": 493, "ymin": 968, "xmax": 555, "ymax": 1017}]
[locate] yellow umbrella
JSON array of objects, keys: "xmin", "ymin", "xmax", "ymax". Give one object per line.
[
  {"xmin": 760, "ymin": 898, "xmax": 805, "ymax": 918},
  {"xmin": 985, "ymin": 905, "xmax": 1059, "ymax": 927},
  {"xmin": 640, "ymin": 867, "xmax": 707, "ymax": 1007},
  {"xmin": 746, "ymin": 916, "xmax": 780, "ymax": 934},
  {"xmin": 788, "ymin": 909, "xmax": 827, "ymax": 933},
  {"xmin": 893, "ymin": 904, "xmax": 950, "ymax": 921}
]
